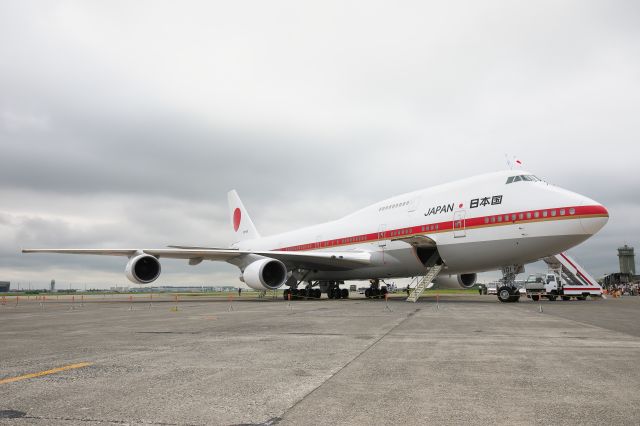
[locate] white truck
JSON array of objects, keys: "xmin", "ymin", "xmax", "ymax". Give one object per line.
[{"xmin": 524, "ymin": 270, "xmax": 600, "ymax": 301}]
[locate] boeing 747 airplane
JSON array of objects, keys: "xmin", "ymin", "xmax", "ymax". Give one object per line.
[{"xmin": 23, "ymin": 170, "xmax": 608, "ymax": 302}]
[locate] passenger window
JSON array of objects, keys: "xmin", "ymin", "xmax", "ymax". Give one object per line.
[
  {"xmin": 569, "ymin": 208, "xmax": 575, "ymax": 215},
  {"xmin": 560, "ymin": 209, "xmax": 565, "ymax": 216},
  {"xmin": 534, "ymin": 211, "xmax": 539, "ymax": 218},
  {"xmin": 490, "ymin": 217, "xmax": 496, "ymax": 223},
  {"xmin": 526, "ymin": 212, "xmax": 532, "ymax": 219},
  {"xmin": 497, "ymin": 216, "xmax": 502, "ymax": 223},
  {"xmin": 551, "ymin": 210, "xmax": 557, "ymax": 217},
  {"xmin": 543, "ymin": 211, "xmax": 548, "ymax": 217},
  {"xmin": 519, "ymin": 213, "xmax": 524, "ymax": 220},
  {"xmin": 484, "ymin": 217, "xmax": 489, "ymax": 224},
  {"xmin": 511, "ymin": 214, "xmax": 516, "ymax": 221}
]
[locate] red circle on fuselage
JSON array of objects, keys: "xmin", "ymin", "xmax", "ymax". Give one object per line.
[{"xmin": 233, "ymin": 208, "xmax": 241, "ymax": 231}]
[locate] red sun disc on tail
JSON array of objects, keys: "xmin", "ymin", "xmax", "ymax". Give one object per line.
[{"xmin": 233, "ymin": 208, "xmax": 241, "ymax": 231}]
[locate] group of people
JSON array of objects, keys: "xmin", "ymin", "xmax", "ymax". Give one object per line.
[{"xmin": 603, "ymin": 283, "xmax": 640, "ymax": 297}]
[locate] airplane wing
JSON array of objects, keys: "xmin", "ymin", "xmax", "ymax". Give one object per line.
[{"xmin": 21, "ymin": 248, "xmax": 372, "ymax": 271}]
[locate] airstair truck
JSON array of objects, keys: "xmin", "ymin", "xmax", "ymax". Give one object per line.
[{"xmin": 524, "ymin": 252, "xmax": 603, "ymax": 301}]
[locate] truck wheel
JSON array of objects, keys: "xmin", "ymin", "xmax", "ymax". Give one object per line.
[
  {"xmin": 497, "ymin": 286, "xmax": 512, "ymax": 303},
  {"xmin": 576, "ymin": 295, "xmax": 586, "ymax": 301},
  {"xmin": 531, "ymin": 294, "xmax": 540, "ymax": 301},
  {"xmin": 547, "ymin": 295, "xmax": 557, "ymax": 301},
  {"xmin": 562, "ymin": 296, "xmax": 570, "ymax": 301}
]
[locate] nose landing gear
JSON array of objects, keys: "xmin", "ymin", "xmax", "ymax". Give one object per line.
[{"xmin": 497, "ymin": 265, "xmax": 523, "ymax": 303}]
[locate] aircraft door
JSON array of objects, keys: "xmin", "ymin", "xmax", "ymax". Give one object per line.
[
  {"xmin": 377, "ymin": 224, "xmax": 387, "ymax": 247},
  {"xmin": 453, "ymin": 210, "xmax": 466, "ymax": 238},
  {"xmin": 378, "ymin": 224, "xmax": 387, "ymax": 263}
]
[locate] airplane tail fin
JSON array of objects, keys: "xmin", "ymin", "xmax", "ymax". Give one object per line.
[{"xmin": 227, "ymin": 190, "xmax": 260, "ymax": 241}]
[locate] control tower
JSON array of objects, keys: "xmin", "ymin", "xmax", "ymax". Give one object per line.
[{"xmin": 618, "ymin": 245, "xmax": 636, "ymax": 275}]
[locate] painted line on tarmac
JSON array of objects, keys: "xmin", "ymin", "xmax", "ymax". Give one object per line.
[{"xmin": 0, "ymin": 362, "xmax": 93, "ymax": 385}]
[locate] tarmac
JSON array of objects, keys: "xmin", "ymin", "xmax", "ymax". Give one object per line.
[{"xmin": 1, "ymin": 293, "xmax": 640, "ymax": 425}]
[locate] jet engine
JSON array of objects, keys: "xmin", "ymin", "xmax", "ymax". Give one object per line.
[
  {"xmin": 125, "ymin": 254, "xmax": 161, "ymax": 284},
  {"xmin": 241, "ymin": 258, "xmax": 288, "ymax": 290},
  {"xmin": 432, "ymin": 273, "xmax": 477, "ymax": 289}
]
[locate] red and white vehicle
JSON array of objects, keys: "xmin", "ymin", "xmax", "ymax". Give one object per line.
[
  {"xmin": 524, "ymin": 252, "xmax": 603, "ymax": 301},
  {"xmin": 23, "ymin": 170, "xmax": 609, "ymax": 303}
]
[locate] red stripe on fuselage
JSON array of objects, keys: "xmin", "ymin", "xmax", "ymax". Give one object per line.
[{"xmin": 275, "ymin": 205, "xmax": 608, "ymax": 252}]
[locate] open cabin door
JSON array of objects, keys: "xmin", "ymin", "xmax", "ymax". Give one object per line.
[{"xmin": 453, "ymin": 210, "xmax": 466, "ymax": 238}]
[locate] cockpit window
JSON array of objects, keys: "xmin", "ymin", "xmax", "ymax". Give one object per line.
[{"xmin": 506, "ymin": 174, "xmax": 541, "ymax": 184}]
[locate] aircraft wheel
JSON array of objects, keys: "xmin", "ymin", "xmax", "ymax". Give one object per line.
[
  {"xmin": 299, "ymin": 289, "xmax": 307, "ymax": 298},
  {"xmin": 364, "ymin": 289, "xmax": 371, "ymax": 298},
  {"xmin": 333, "ymin": 287, "xmax": 341, "ymax": 299},
  {"xmin": 497, "ymin": 286, "xmax": 511, "ymax": 303},
  {"xmin": 314, "ymin": 289, "xmax": 321, "ymax": 299},
  {"xmin": 381, "ymin": 286, "xmax": 388, "ymax": 295},
  {"xmin": 341, "ymin": 288, "xmax": 349, "ymax": 299},
  {"xmin": 283, "ymin": 289, "xmax": 290, "ymax": 300},
  {"xmin": 372, "ymin": 288, "xmax": 380, "ymax": 298},
  {"xmin": 531, "ymin": 294, "xmax": 540, "ymax": 301}
]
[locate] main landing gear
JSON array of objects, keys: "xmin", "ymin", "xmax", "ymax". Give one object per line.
[
  {"xmin": 283, "ymin": 280, "xmax": 347, "ymax": 300},
  {"xmin": 283, "ymin": 272, "xmax": 322, "ymax": 300},
  {"xmin": 497, "ymin": 265, "xmax": 523, "ymax": 303},
  {"xmin": 364, "ymin": 279, "xmax": 388, "ymax": 299},
  {"xmin": 283, "ymin": 285, "xmax": 322, "ymax": 300},
  {"xmin": 326, "ymin": 281, "xmax": 349, "ymax": 299}
]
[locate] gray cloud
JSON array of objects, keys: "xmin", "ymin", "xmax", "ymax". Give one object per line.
[{"xmin": 0, "ymin": 1, "xmax": 638, "ymax": 288}]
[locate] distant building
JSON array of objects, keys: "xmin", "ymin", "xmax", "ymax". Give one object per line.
[
  {"xmin": 618, "ymin": 245, "xmax": 636, "ymax": 275},
  {"xmin": 603, "ymin": 273, "xmax": 631, "ymax": 286},
  {"xmin": 0, "ymin": 281, "xmax": 9, "ymax": 292},
  {"xmin": 50, "ymin": 279, "xmax": 56, "ymax": 292}
]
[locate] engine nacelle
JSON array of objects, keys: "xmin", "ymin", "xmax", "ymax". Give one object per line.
[
  {"xmin": 241, "ymin": 258, "xmax": 288, "ymax": 290},
  {"xmin": 433, "ymin": 273, "xmax": 478, "ymax": 289},
  {"xmin": 125, "ymin": 254, "xmax": 161, "ymax": 284}
]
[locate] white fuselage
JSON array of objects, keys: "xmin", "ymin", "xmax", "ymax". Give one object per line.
[{"xmin": 233, "ymin": 171, "xmax": 608, "ymax": 281}]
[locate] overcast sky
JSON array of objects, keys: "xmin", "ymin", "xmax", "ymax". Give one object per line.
[{"xmin": 1, "ymin": 1, "xmax": 638, "ymax": 289}]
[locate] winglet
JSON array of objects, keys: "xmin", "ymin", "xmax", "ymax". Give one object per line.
[{"xmin": 227, "ymin": 190, "xmax": 260, "ymax": 241}]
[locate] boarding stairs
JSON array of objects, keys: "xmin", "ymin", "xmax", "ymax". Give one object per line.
[
  {"xmin": 407, "ymin": 254, "xmax": 443, "ymax": 302},
  {"xmin": 542, "ymin": 252, "xmax": 602, "ymax": 296}
]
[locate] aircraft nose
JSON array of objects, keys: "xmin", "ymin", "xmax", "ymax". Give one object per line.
[{"xmin": 579, "ymin": 198, "xmax": 609, "ymax": 235}]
